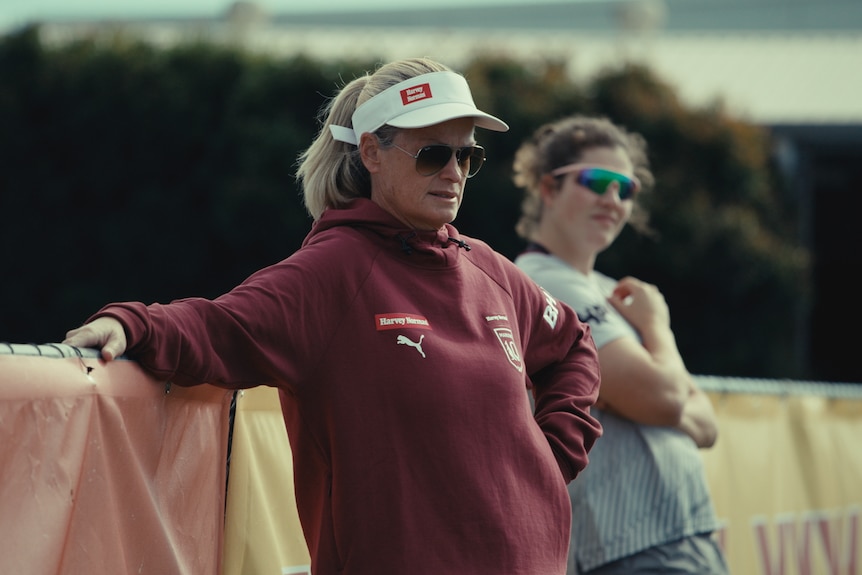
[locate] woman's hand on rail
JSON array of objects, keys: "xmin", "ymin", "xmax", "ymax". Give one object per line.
[{"xmin": 63, "ymin": 317, "xmax": 128, "ymax": 361}]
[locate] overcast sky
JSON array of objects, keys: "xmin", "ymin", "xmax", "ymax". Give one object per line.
[{"xmin": 0, "ymin": 0, "xmax": 589, "ymax": 31}]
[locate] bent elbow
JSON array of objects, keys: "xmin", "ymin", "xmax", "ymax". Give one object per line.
[
  {"xmin": 697, "ymin": 422, "xmax": 719, "ymax": 449},
  {"xmin": 643, "ymin": 399, "xmax": 685, "ymax": 427},
  {"xmin": 652, "ymin": 388, "xmax": 688, "ymax": 426}
]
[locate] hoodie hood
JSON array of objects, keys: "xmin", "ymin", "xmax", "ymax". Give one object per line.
[{"xmin": 301, "ymin": 198, "xmax": 473, "ymax": 267}]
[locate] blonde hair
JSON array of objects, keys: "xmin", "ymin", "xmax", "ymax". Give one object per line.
[
  {"xmin": 513, "ymin": 115, "xmax": 655, "ymax": 239},
  {"xmin": 296, "ymin": 58, "xmax": 453, "ymax": 220}
]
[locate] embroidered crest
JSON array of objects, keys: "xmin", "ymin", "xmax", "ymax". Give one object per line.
[{"xmin": 493, "ymin": 327, "xmax": 523, "ymax": 373}]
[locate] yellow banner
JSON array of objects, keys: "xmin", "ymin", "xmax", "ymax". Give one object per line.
[
  {"xmin": 223, "ymin": 387, "xmax": 310, "ymax": 575},
  {"xmin": 701, "ymin": 383, "xmax": 862, "ymax": 575}
]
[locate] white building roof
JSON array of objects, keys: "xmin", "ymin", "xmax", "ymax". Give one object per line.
[{"xmin": 37, "ymin": 20, "xmax": 862, "ymax": 126}]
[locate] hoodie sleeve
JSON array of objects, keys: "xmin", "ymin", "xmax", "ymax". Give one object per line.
[
  {"xmin": 519, "ymin": 279, "xmax": 603, "ymax": 483},
  {"xmin": 88, "ymin": 242, "xmax": 352, "ymax": 391}
]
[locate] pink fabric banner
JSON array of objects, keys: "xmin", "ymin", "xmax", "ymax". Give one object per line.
[{"xmin": 0, "ymin": 353, "xmax": 233, "ymax": 575}]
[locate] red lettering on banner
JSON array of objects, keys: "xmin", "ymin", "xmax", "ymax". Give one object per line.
[
  {"xmin": 400, "ymin": 83, "xmax": 432, "ymax": 105},
  {"xmin": 849, "ymin": 510, "xmax": 859, "ymax": 575},
  {"xmin": 753, "ymin": 508, "xmax": 859, "ymax": 575},
  {"xmin": 754, "ymin": 515, "xmax": 796, "ymax": 575},
  {"xmin": 375, "ymin": 313, "xmax": 432, "ymax": 331},
  {"xmin": 714, "ymin": 522, "xmax": 728, "ymax": 555},
  {"xmin": 816, "ymin": 513, "xmax": 840, "ymax": 574}
]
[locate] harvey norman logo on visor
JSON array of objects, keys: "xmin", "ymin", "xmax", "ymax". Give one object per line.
[{"xmin": 400, "ymin": 83, "xmax": 432, "ymax": 105}]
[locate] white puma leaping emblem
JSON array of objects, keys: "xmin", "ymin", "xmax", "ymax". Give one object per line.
[{"xmin": 396, "ymin": 334, "xmax": 426, "ymax": 358}]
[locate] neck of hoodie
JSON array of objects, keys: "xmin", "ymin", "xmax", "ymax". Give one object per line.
[{"xmin": 303, "ymin": 198, "xmax": 472, "ymax": 268}]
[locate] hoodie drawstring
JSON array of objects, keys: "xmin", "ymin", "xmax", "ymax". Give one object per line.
[
  {"xmin": 398, "ymin": 232, "xmax": 417, "ymax": 255},
  {"xmin": 448, "ymin": 237, "xmax": 472, "ymax": 251},
  {"xmin": 396, "ymin": 233, "xmax": 471, "ymax": 254}
]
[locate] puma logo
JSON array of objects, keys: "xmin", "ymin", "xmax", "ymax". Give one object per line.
[{"xmin": 396, "ymin": 334, "xmax": 425, "ymax": 358}]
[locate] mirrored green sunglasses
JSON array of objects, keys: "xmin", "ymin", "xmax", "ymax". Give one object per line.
[{"xmin": 551, "ymin": 164, "xmax": 641, "ymax": 201}]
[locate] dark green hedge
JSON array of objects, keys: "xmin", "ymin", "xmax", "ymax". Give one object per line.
[{"xmin": 0, "ymin": 26, "xmax": 809, "ymax": 379}]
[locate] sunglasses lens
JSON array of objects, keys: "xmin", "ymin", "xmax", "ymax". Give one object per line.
[
  {"xmin": 464, "ymin": 146, "xmax": 485, "ymax": 177},
  {"xmin": 578, "ymin": 168, "xmax": 638, "ymax": 200},
  {"xmin": 415, "ymin": 146, "xmax": 453, "ymax": 176},
  {"xmin": 414, "ymin": 146, "xmax": 486, "ymax": 178}
]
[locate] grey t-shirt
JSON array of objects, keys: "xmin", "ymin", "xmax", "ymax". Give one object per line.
[{"xmin": 516, "ymin": 251, "xmax": 721, "ymax": 573}]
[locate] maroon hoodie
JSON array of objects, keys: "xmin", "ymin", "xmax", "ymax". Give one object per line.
[{"xmin": 94, "ymin": 198, "xmax": 602, "ymax": 575}]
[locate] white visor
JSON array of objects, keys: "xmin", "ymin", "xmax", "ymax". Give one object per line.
[{"xmin": 329, "ymin": 71, "xmax": 509, "ymax": 145}]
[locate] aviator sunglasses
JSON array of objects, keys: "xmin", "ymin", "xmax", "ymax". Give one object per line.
[
  {"xmin": 391, "ymin": 143, "xmax": 486, "ymax": 178},
  {"xmin": 551, "ymin": 164, "xmax": 641, "ymax": 201}
]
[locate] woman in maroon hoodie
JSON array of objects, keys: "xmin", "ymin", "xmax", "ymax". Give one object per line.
[{"xmin": 64, "ymin": 57, "xmax": 602, "ymax": 575}]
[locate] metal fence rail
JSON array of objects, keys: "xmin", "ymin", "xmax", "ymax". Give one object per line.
[
  {"xmin": 0, "ymin": 342, "xmax": 103, "ymax": 359},
  {"xmin": 696, "ymin": 373, "xmax": 862, "ymax": 398}
]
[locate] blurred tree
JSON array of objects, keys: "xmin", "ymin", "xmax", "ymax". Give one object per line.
[
  {"xmin": 456, "ymin": 58, "xmax": 809, "ymax": 377},
  {"xmin": 0, "ymin": 29, "xmax": 809, "ymax": 379},
  {"xmin": 457, "ymin": 56, "xmax": 589, "ymax": 260},
  {"xmin": 0, "ymin": 28, "xmax": 369, "ymax": 340},
  {"xmin": 583, "ymin": 65, "xmax": 809, "ymax": 378}
]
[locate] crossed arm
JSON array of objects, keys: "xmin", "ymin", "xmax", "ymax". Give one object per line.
[{"xmin": 595, "ymin": 276, "xmax": 718, "ymax": 448}]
